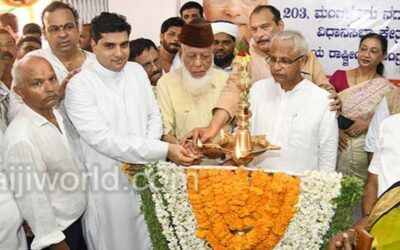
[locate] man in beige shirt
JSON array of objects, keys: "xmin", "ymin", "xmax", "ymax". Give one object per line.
[
  {"xmin": 190, "ymin": 5, "xmax": 339, "ymax": 143},
  {"xmin": 157, "ymin": 19, "xmax": 229, "ymax": 144}
]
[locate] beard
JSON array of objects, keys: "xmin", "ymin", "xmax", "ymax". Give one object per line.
[
  {"xmin": 163, "ymin": 41, "xmax": 179, "ymax": 54},
  {"xmin": 214, "ymin": 53, "xmax": 234, "ymax": 69},
  {"xmin": 181, "ymin": 65, "xmax": 213, "ymax": 99}
]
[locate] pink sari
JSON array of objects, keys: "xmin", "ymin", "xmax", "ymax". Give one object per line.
[
  {"xmin": 339, "ymin": 77, "xmax": 395, "ymax": 120},
  {"xmin": 330, "ymin": 70, "xmax": 395, "ymax": 179}
]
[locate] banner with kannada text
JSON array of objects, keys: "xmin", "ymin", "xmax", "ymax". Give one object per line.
[{"xmin": 270, "ymin": 0, "xmax": 400, "ymax": 84}]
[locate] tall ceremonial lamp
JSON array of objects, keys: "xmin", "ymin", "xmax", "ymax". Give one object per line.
[{"xmin": 197, "ymin": 46, "xmax": 280, "ymax": 166}]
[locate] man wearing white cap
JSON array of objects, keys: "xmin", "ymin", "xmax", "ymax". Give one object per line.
[{"xmin": 211, "ymin": 20, "xmax": 238, "ymax": 72}]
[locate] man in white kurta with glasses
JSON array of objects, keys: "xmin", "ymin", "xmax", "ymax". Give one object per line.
[
  {"xmin": 249, "ymin": 30, "xmax": 338, "ymax": 174},
  {"xmin": 65, "ymin": 12, "xmax": 194, "ymax": 250}
]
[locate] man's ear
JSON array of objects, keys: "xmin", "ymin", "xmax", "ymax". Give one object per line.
[
  {"xmin": 91, "ymin": 39, "xmax": 97, "ymax": 53},
  {"xmin": 42, "ymin": 26, "xmax": 48, "ymax": 41},
  {"xmin": 278, "ymin": 20, "xmax": 285, "ymax": 31},
  {"xmin": 300, "ymin": 54, "xmax": 308, "ymax": 67}
]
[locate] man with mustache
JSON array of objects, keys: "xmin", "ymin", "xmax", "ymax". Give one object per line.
[
  {"xmin": 0, "ymin": 29, "xmax": 17, "ymax": 131},
  {"xmin": 129, "ymin": 38, "xmax": 163, "ymax": 88},
  {"xmin": 159, "ymin": 17, "xmax": 184, "ymax": 72},
  {"xmin": 0, "ymin": 29, "xmax": 17, "ymax": 89},
  {"xmin": 8, "ymin": 1, "xmax": 96, "ymax": 120},
  {"xmin": 65, "ymin": 12, "xmax": 194, "ymax": 250},
  {"xmin": 189, "ymin": 5, "xmax": 339, "ymax": 144},
  {"xmin": 3, "ymin": 56, "xmax": 87, "ymax": 250},
  {"xmin": 211, "ymin": 20, "xmax": 238, "ymax": 72},
  {"xmin": 157, "ymin": 19, "xmax": 229, "ymax": 151}
]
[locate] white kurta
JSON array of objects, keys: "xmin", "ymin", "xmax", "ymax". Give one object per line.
[
  {"xmin": 27, "ymin": 48, "xmax": 96, "ymax": 84},
  {"xmin": 0, "ymin": 129, "xmax": 27, "ymax": 250},
  {"xmin": 368, "ymin": 114, "xmax": 400, "ymax": 197},
  {"xmin": 249, "ymin": 78, "xmax": 338, "ymax": 174},
  {"xmin": 8, "ymin": 48, "xmax": 96, "ymax": 121},
  {"xmin": 170, "ymin": 53, "xmax": 181, "ymax": 71},
  {"xmin": 364, "ymin": 97, "xmax": 390, "ymax": 153},
  {"xmin": 0, "ymin": 81, "xmax": 10, "ymax": 132},
  {"xmin": 65, "ymin": 59, "xmax": 169, "ymax": 250},
  {"xmin": 2, "ymin": 105, "xmax": 87, "ymax": 250}
]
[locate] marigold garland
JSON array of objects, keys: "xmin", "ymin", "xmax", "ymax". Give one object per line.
[{"xmin": 187, "ymin": 168, "xmax": 300, "ymax": 250}]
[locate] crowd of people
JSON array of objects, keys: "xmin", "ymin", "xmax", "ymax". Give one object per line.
[{"xmin": 0, "ymin": 1, "xmax": 399, "ymax": 249}]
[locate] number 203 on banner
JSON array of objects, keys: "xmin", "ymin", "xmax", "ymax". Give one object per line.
[{"xmin": 283, "ymin": 7, "xmax": 309, "ymax": 19}]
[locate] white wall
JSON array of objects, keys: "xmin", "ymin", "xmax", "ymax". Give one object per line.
[{"xmin": 109, "ymin": 0, "xmax": 202, "ymax": 45}]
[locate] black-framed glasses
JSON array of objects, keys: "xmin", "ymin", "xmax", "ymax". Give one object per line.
[{"xmin": 265, "ymin": 55, "xmax": 305, "ymax": 66}]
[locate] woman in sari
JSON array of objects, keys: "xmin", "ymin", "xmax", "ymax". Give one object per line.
[
  {"xmin": 330, "ymin": 33, "xmax": 395, "ymax": 180},
  {"xmin": 329, "ymin": 181, "xmax": 400, "ymax": 250}
]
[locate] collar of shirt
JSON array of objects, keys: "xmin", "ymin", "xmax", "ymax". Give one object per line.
[
  {"xmin": 20, "ymin": 104, "xmax": 61, "ymax": 128},
  {"xmin": 0, "ymin": 81, "xmax": 10, "ymax": 95},
  {"xmin": 213, "ymin": 64, "xmax": 232, "ymax": 73},
  {"xmin": 274, "ymin": 78, "xmax": 307, "ymax": 94},
  {"xmin": 251, "ymin": 44, "xmax": 268, "ymax": 58},
  {"xmin": 93, "ymin": 58, "xmax": 123, "ymax": 79}
]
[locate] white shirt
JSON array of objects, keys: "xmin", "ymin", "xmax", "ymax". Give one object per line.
[
  {"xmin": 8, "ymin": 48, "xmax": 96, "ymax": 121},
  {"xmin": 2, "ymin": 105, "xmax": 87, "ymax": 250},
  {"xmin": 364, "ymin": 97, "xmax": 390, "ymax": 153},
  {"xmin": 28, "ymin": 48, "xmax": 95, "ymax": 83},
  {"xmin": 0, "ymin": 81, "xmax": 10, "ymax": 133},
  {"xmin": 170, "ymin": 53, "xmax": 181, "ymax": 71},
  {"xmin": 368, "ymin": 114, "xmax": 400, "ymax": 197},
  {"xmin": 65, "ymin": 59, "xmax": 168, "ymax": 250},
  {"xmin": 249, "ymin": 78, "xmax": 338, "ymax": 174},
  {"xmin": 0, "ymin": 129, "xmax": 27, "ymax": 250}
]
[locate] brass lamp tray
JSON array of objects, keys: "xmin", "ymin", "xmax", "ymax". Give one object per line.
[{"xmin": 198, "ymin": 134, "xmax": 281, "ymax": 166}]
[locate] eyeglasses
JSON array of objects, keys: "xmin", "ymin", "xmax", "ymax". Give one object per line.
[
  {"xmin": 46, "ymin": 23, "xmax": 76, "ymax": 34},
  {"xmin": 265, "ymin": 55, "xmax": 305, "ymax": 66},
  {"xmin": 143, "ymin": 57, "xmax": 162, "ymax": 70}
]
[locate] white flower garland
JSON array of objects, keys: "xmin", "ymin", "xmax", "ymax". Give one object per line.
[
  {"xmin": 143, "ymin": 166, "xmax": 181, "ymax": 249},
  {"xmin": 275, "ymin": 171, "xmax": 342, "ymax": 249},
  {"xmin": 141, "ymin": 163, "xmax": 342, "ymax": 250},
  {"xmin": 155, "ymin": 162, "xmax": 210, "ymax": 249}
]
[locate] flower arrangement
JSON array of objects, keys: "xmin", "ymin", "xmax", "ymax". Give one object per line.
[
  {"xmin": 187, "ymin": 168, "xmax": 300, "ymax": 249},
  {"xmin": 130, "ymin": 163, "xmax": 363, "ymax": 250},
  {"xmin": 234, "ymin": 37, "xmax": 251, "ymax": 63}
]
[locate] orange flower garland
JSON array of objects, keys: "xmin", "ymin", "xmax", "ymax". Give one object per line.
[{"xmin": 186, "ymin": 168, "xmax": 300, "ymax": 250}]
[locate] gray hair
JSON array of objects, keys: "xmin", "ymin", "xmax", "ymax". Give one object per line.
[
  {"xmin": 11, "ymin": 55, "xmax": 46, "ymax": 88},
  {"xmin": 271, "ymin": 30, "xmax": 308, "ymax": 56}
]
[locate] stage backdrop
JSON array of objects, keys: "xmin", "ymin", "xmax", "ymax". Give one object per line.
[{"xmin": 110, "ymin": 0, "xmax": 399, "ymax": 84}]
